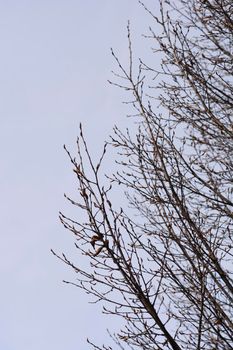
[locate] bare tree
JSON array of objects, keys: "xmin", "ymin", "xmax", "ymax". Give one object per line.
[{"xmin": 53, "ymin": 1, "xmax": 233, "ymax": 349}]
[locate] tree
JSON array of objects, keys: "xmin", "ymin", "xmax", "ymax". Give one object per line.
[{"xmin": 53, "ymin": 1, "xmax": 233, "ymax": 349}]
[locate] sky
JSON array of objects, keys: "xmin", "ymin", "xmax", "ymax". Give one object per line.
[{"xmin": 0, "ymin": 1, "xmax": 159, "ymax": 349}]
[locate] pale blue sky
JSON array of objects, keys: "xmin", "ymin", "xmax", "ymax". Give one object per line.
[{"xmin": 0, "ymin": 1, "xmax": 159, "ymax": 349}]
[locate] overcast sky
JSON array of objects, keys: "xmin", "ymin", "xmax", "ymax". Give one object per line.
[{"xmin": 0, "ymin": 1, "xmax": 159, "ymax": 349}]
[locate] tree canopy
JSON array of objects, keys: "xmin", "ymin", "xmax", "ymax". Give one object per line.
[{"xmin": 53, "ymin": 1, "xmax": 233, "ymax": 349}]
